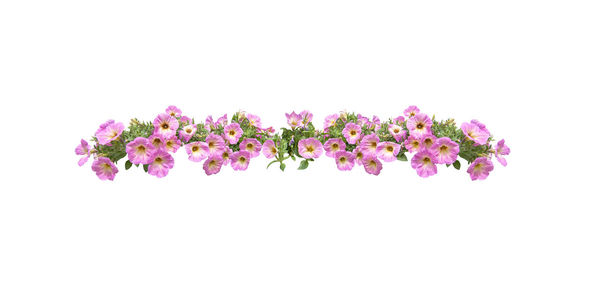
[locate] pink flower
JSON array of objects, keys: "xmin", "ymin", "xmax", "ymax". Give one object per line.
[
  {"xmin": 221, "ymin": 147, "xmax": 232, "ymax": 166},
  {"xmin": 96, "ymin": 121, "xmax": 124, "ymax": 145},
  {"xmin": 300, "ymin": 110, "xmax": 313, "ymax": 126},
  {"xmin": 388, "ymin": 124, "xmax": 407, "ymax": 142},
  {"xmin": 149, "ymin": 134, "xmax": 164, "ymax": 150},
  {"xmin": 420, "ymin": 133, "xmax": 437, "ymax": 150},
  {"xmin": 404, "ymin": 106, "xmax": 420, "ymax": 118},
  {"xmin": 223, "ymin": 123, "xmax": 243, "ymax": 144},
  {"xmin": 75, "ymin": 139, "xmax": 91, "ymax": 166},
  {"xmin": 431, "ymin": 137, "xmax": 459, "ymax": 164},
  {"xmin": 406, "ymin": 113, "xmax": 432, "ymax": 137},
  {"xmin": 203, "ymin": 155, "xmax": 223, "ymax": 175},
  {"xmin": 467, "ymin": 157, "xmax": 494, "ymax": 180},
  {"xmin": 494, "ymin": 139, "xmax": 510, "ymax": 166},
  {"xmin": 362, "ymin": 155, "xmax": 382, "ymax": 175},
  {"xmin": 298, "ymin": 138, "xmax": 323, "ymax": 159},
  {"xmin": 246, "ymin": 113, "xmax": 262, "ymax": 128},
  {"xmin": 393, "ymin": 115, "xmax": 405, "ymax": 124},
  {"xmin": 356, "ymin": 114, "xmax": 369, "ymax": 126},
  {"xmin": 342, "ymin": 122, "xmax": 362, "ymax": 144},
  {"xmin": 185, "ymin": 141, "xmax": 210, "ymax": 162},
  {"xmin": 411, "ymin": 151, "xmax": 438, "ymax": 178},
  {"xmin": 405, "ymin": 135, "xmax": 422, "ymax": 153},
  {"xmin": 461, "ymin": 122, "xmax": 490, "ymax": 145},
  {"xmin": 324, "ymin": 138, "xmax": 346, "ymax": 157},
  {"xmin": 359, "ymin": 133, "xmax": 380, "ymax": 156},
  {"xmin": 285, "ymin": 111, "xmax": 302, "ymax": 128},
  {"xmin": 376, "ymin": 142, "xmax": 400, "ymax": 162},
  {"xmin": 353, "ymin": 147, "xmax": 365, "ymax": 166},
  {"xmin": 95, "ymin": 120, "xmax": 114, "ymax": 136},
  {"xmin": 205, "ymin": 115, "xmax": 216, "ymax": 130},
  {"xmin": 153, "ymin": 113, "xmax": 179, "ymax": 138},
  {"xmin": 471, "ymin": 119, "xmax": 490, "ymax": 135},
  {"xmin": 180, "ymin": 116, "xmax": 192, "ymax": 125},
  {"xmin": 164, "ymin": 135, "xmax": 181, "ymax": 153},
  {"xmin": 239, "ymin": 138, "xmax": 262, "ymax": 158},
  {"xmin": 165, "ymin": 105, "xmax": 182, "ymax": 117},
  {"xmin": 216, "ymin": 114, "xmax": 228, "ymax": 127},
  {"xmin": 148, "ymin": 150, "xmax": 175, "ymax": 178},
  {"xmin": 335, "ymin": 151, "xmax": 355, "ymax": 171},
  {"xmin": 126, "ymin": 137, "xmax": 156, "ymax": 164},
  {"xmin": 262, "ymin": 140, "xmax": 278, "ymax": 159},
  {"xmin": 324, "ymin": 114, "xmax": 339, "ymax": 129},
  {"xmin": 178, "ymin": 124, "xmax": 197, "ymax": 142},
  {"xmin": 205, "ymin": 133, "xmax": 226, "ymax": 155},
  {"xmin": 230, "ymin": 150, "xmax": 251, "ymax": 171},
  {"xmin": 91, "ymin": 157, "xmax": 118, "ymax": 181}
]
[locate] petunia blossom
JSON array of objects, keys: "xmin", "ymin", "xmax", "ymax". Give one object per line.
[
  {"xmin": 246, "ymin": 113, "xmax": 262, "ymax": 128},
  {"xmin": 205, "ymin": 133, "xmax": 226, "ymax": 156},
  {"xmin": 148, "ymin": 150, "xmax": 175, "ymax": 178},
  {"xmin": 494, "ymin": 139, "xmax": 511, "ymax": 166},
  {"xmin": 406, "ymin": 113, "xmax": 432, "ymax": 137},
  {"xmin": 298, "ymin": 138, "xmax": 323, "ymax": 159},
  {"xmin": 126, "ymin": 137, "xmax": 156, "ymax": 164},
  {"xmin": 353, "ymin": 147, "xmax": 365, "ymax": 166},
  {"xmin": 221, "ymin": 147, "xmax": 232, "ymax": 166},
  {"xmin": 405, "ymin": 135, "xmax": 422, "ymax": 153},
  {"xmin": 91, "ymin": 157, "xmax": 118, "ymax": 181},
  {"xmin": 404, "ymin": 106, "xmax": 420, "ymax": 118},
  {"xmin": 467, "ymin": 157, "xmax": 494, "ymax": 180},
  {"xmin": 148, "ymin": 134, "xmax": 164, "ymax": 150},
  {"xmin": 420, "ymin": 133, "xmax": 437, "ymax": 150},
  {"xmin": 362, "ymin": 155, "xmax": 382, "ymax": 175},
  {"xmin": 96, "ymin": 121, "xmax": 124, "ymax": 145},
  {"xmin": 239, "ymin": 138, "xmax": 262, "ymax": 158},
  {"xmin": 262, "ymin": 140, "xmax": 278, "ymax": 159},
  {"xmin": 359, "ymin": 133, "xmax": 380, "ymax": 156},
  {"xmin": 376, "ymin": 142, "xmax": 400, "ymax": 162},
  {"xmin": 342, "ymin": 122, "xmax": 362, "ymax": 144},
  {"xmin": 203, "ymin": 155, "xmax": 224, "ymax": 175},
  {"xmin": 461, "ymin": 122, "xmax": 490, "ymax": 145},
  {"xmin": 75, "ymin": 139, "xmax": 91, "ymax": 166},
  {"xmin": 223, "ymin": 123, "xmax": 243, "ymax": 144},
  {"xmin": 300, "ymin": 110, "xmax": 313, "ymax": 126},
  {"xmin": 178, "ymin": 124, "xmax": 197, "ymax": 142},
  {"xmin": 185, "ymin": 141, "xmax": 210, "ymax": 162},
  {"xmin": 163, "ymin": 135, "xmax": 181, "ymax": 153},
  {"xmin": 431, "ymin": 137, "xmax": 459, "ymax": 164},
  {"xmin": 388, "ymin": 124, "xmax": 406, "ymax": 142},
  {"xmin": 153, "ymin": 113, "xmax": 179, "ymax": 138},
  {"xmin": 165, "ymin": 105, "xmax": 182, "ymax": 118},
  {"xmin": 323, "ymin": 138, "xmax": 346, "ymax": 157},
  {"xmin": 230, "ymin": 150, "xmax": 251, "ymax": 171},
  {"xmin": 335, "ymin": 151, "xmax": 355, "ymax": 171},
  {"xmin": 324, "ymin": 114, "xmax": 339, "ymax": 129},
  {"xmin": 285, "ymin": 112, "xmax": 303, "ymax": 129},
  {"xmin": 411, "ymin": 151, "xmax": 438, "ymax": 178}
]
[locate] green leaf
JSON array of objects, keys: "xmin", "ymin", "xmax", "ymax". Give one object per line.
[
  {"xmin": 453, "ymin": 160, "xmax": 461, "ymax": 170},
  {"xmin": 290, "ymin": 155, "xmax": 296, "ymax": 161},
  {"xmin": 279, "ymin": 163, "xmax": 286, "ymax": 171},
  {"xmin": 298, "ymin": 160, "xmax": 309, "ymax": 170},
  {"xmin": 397, "ymin": 152, "xmax": 408, "ymax": 161},
  {"xmin": 143, "ymin": 164, "xmax": 149, "ymax": 172},
  {"xmin": 125, "ymin": 160, "xmax": 133, "ymax": 170}
]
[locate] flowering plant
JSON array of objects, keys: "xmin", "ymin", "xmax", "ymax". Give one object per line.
[{"xmin": 76, "ymin": 105, "xmax": 510, "ymax": 181}]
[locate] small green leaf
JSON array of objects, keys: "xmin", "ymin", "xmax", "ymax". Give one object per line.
[
  {"xmin": 125, "ymin": 160, "xmax": 133, "ymax": 170},
  {"xmin": 290, "ymin": 155, "xmax": 296, "ymax": 161},
  {"xmin": 453, "ymin": 160, "xmax": 461, "ymax": 170},
  {"xmin": 397, "ymin": 152, "xmax": 408, "ymax": 161},
  {"xmin": 298, "ymin": 160, "xmax": 309, "ymax": 170},
  {"xmin": 279, "ymin": 163, "xmax": 286, "ymax": 171},
  {"xmin": 143, "ymin": 164, "xmax": 149, "ymax": 172}
]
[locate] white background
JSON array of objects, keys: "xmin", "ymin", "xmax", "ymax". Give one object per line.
[{"xmin": 1, "ymin": 1, "xmax": 599, "ymax": 299}]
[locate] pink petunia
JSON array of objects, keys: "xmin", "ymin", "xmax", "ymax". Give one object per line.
[
  {"xmin": 431, "ymin": 137, "xmax": 459, "ymax": 164},
  {"xmin": 262, "ymin": 140, "xmax": 278, "ymax": 159},
  {"xmin": 359, "ymin": 133, "xmax": 380, "ymax": 156},
  {"xmin": 406, "ymin": 113, "xmax": 432, "ymax": 137},
  {"xmin": 239, "ymin": 138, "xmax": 262, "ymax": 158},
  {"xmin": 126, "ymin": 137, "xmax": 156, "ymax": 164},
  {"xmin": 494, "ymin": 139, "xmax": 510, "ymax": 166},
  {"xmin": 300, "ymin": 110, "xmax": 313, "ymax": 126},
  {"xmin": 75, "ymin": 139, "xmax": 91, "ymax": 166},
  {"xmin": 96, "ymin": 121, "xmax": 124, "ymax": 145},
  {"xmin": 285, "ymin": 111, "xmax": 303, "ymax": 129},
  {"xmin": 179, "ymin": 116, "xmax": 192, "ymax": 125},
  {"xmin": 335, "ymin": 151, "xmax": 355, "ymax": 171},
  {"xmin": 205, "ymin": 133, "xmax": 226, "ymax": 156},
  {"xmin": 203, "ymin": 155, "xmax": 224, "ymax": 175},
  {"xmin": 324, "ymin": 114, "xmax": 339, "ymax": 129},
  {"xmin": 216, "ymin": 114, "xmax": 228, "ymax": 127},
  {"xmin": 223, "ymin": 123, "xmax": 243, "ymax": 144},
  {"xmin": 324, "ymin": 138, "xmax": 346, "ymax": 157},
  {"xmin": 411, "ymin": 151, "xmax": 438, "ymax": 178},
  {"xmin": 404, "ymin": 106, "xmax": 420, "ymax": 118},
  {"xmin": 221, "ymin": 147, "xmax": 232, "ymax": 166},
  {"xmin": 148, "ymin": 134, "xmax": 164, "ymax": 150},
  {"xmin": 362, "ymin": 155, "xmax": 382, "ymax": 175},
  {"xmin": 298, "ymin": 138, "xmax": 323, "ymax": 159},
  {"xmin": 246, "ymin": 113, "xmax": 262, "ymax": 128},
  {"xmin": 91, "ymin": 157, "xmax": 118, "ymax": 181},
  {"xmin": 178, "ymin": 124, "xmax": 197, "ymax": 142},
  {"xmin": 393, "ymin": 115, "xmax": 405, "ymax": 124},
  {"xmin": 467, "ymin": 157, "xmax": 494, "ymax": 180},
  {"xmin": 388, "ymin": 124, "xmax": 407, "ymax": 142},
  {"xmin": 185, "ymin": 141, "xmax": 210, "ymax": 162},
  {"xmin": 148, "ymin": 150, "xmax": 175, "ymax": 178},
  {"xmin": 420, "ymin": 133, "xmax": 437, "ymax": 150},
  {"xmin": 405, "ymin": 135, "xmax": 422, "ymax": 153},
  {"xmin": 95, "ymin": 120, "xmax": 115, "ymax": 136},
  {"xmin": 230, "ymin": 150, "xmax": 251, "ymax": 171},
  {"xmin": 353, "ymin": 147, "xmax": 365, "ymax": 166},
  {"xmin": 376, "ymin": 142, "xmax": 400, "ymax": 162},
  {"xmin": 165, "ymin": 105, "xmax": 182, "ymax": 118},
  {"xmin": 153, "ymin": 113, "xmax": 179, "ymax": 138},
  {"xmin": 461, "ymin": 122, "xmax": 490, "ymax": 145},
  {"xmin": 342, "ymin": 123, "xmax": 362, "ymax": 144},
  {"xmin": 471, "ymin": 119, "xmax": 490, "ymax": 135},
  {"xmin": 163, "ymin": 135, "xmax": 181, "ymax": 153}
]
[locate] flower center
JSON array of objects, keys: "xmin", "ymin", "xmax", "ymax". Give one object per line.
[
  {"xmin": 162, "ymin": 123, "xmax": 169, "ymax": 129},
  {"xmin": 306, "ymin": 146, "xmax": 314, "ymax": 153},
  {"xmin": 416, "ymin": 123, "xmax": 424, "ymax": 129},
  {"xmin": 332, "ymin": 144, "xmax": 339, "ymax": 150},
  {"xmin": 339, "ymin": 157, "xmax": 346, "ymax": 162},
  {"xmin": 368, "ymin": 160, "xmax": 377, "ymax": 168},
  {"xmin": 137, "ymin": 145, "xmax": 146, "ymax": 152},
  {"xmin": 192, "ymin": 146, "xmax": 199, "ymax": 152},
  {"xmin": 423, "ymin": 157, "xmax": 430, "ymax": 163},
  {"xmin": 186, "ymin": 128, "xmax": 192, "ymax": 133},
  {"xmin": 440, "ymin": 145, "xmax": 448, "ymax": 152},
  {"xmin": 229, "ymin": 130, "xmax": 235, "ymax": 136},
  {"xmin": 386, "ymin": 146, "xmax": 393, "ymax": 152},
  {"xmin": 239, "ymin": 157, "xmax": 246, "ymax": 163},
  {"xmin": 155, "ymin": 157, "xmax": 163, "ymax": 163},
  {"xmin": 246, "ymin": 144, "xmax": 254, "ymax": 150},
  {"xmin": 350, "ymin": 130, "xmax": 357, "ymax": 136}
]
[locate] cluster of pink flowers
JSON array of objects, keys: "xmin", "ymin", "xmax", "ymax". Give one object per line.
[{"xmin": 77, "ymin": 106, "xmax": 510, "ymax": 181}]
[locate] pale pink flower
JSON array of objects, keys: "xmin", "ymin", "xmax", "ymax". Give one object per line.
[
  {"xmin": 126, "ymin": 137, "xmax": 156, "ymax": 164},
  {"xmin": 324, "ymin": 114, "xmax": 339, "ymax": 129},
  {"xmin": 221, "ymin": 147, "xmax": 232, "ymax": 166},
  {"xmin": 335, "ymin": 151, "xmax": 355, "ymax": 171},
  {"xmin": 203, "ymin": 155, "xmax": 223, "ymax": 175},
  {"xmin": 362, "ymin": 155, "xmax": 382, "ymax": 175},
  {"xmin": 246, "ymin": 113, "xmax": 261, "ymax": 128},
  {"xmin": 216, "ymin": 114, "xmax": 228, "ymax": 127},
  {"xmin": 185, "ymin": 141, "xmax": 210, "ymax": 162},
  {"xmin": 359, "ymin": 133, "xmax": 380, "ymax": 156},
  {"xmin": 393, "ymin": 115, "xmax": 405, "ymax": 124},
  {"xmin": 223, "ymin": 123, "xmax": 243, "ymax": 144},
  {"xmin": 178, "ymin": 124, "xmax": 197, "ymax": 142},
  {"xmin": 262, "ymin": 140, "xmax": 278, "ymax": 159},
  {"xmin": 471, "ymin": 119, "xmax": 490, "ymax": 135},
  {"xmin": 467, "ymin": 157, "xmax": 494, "ymax": 180},
  {"xmin": 165, "ymin": 105, "xmax": 182, "ymax": 117},
  {"xmin": 405, "ymin": 135, "xmax": 422, "ymax": 153},
  {"xmin": 431, "ymin": 137, "xmax": 459, "ymax": 164},
  {"xmin": 149, "ymin": 134, "xmax": 164, "ymax": 150},
  {"xmin": 298, "ymin": 138, "xmax": 323, "ymax": 159},
  {"xmin": 353, "ymin": 147, "xmax": 365, "ymax": 166},
  {"xmin": 285, "ymin": 111, "xmax": 302, "ymax": 128},
  {"xmin": 164, "ymin": 135, "xmax": 181, "ymax": 153},
  {"xmin": 75, "ymin": 139, "xmax": 91, "ymax": 166},
  {"xmin": 494, "ymin": 139, "xmax": 510, "ymax": 166},
  {"xmin": 411, "ymin": 151, "xmax": 438, "ymax": 178},
  {"xmin": 388, "ymin": 124, "xmax": 406, "ymax": 142},
  {"xmin": 91, "ymin": 157, "xmax": 118, "ymax": 181},
  {"xmin": 421, "ymin": 133, "xmax": 437, "ymax": 150},
  {"xmin": 404, "ymin": 106, "xmax": 420, "ymax": 118},
  {"xmin": 148, "ymin": 150, "xmax": 175, "ymax": 178},
  {"xmin": 461, "ymin": 122, "xmax": 490, "ymax": 145},
  {"xmin": 153, "ymin": 113, "xmax": 179, "ymax": 138},
  {"xmin": 376, "ymin": 142, "xmax": 400, "ymax": 162},
  {"xmin": 324, "ymin": 138, "xmax": 346, "ymax": 157},
  {"xmin": 406, "ymin": 113, "xmax": 432, "ymax": 137},
  {"xmin": 205, "ymin": 133, "xmax": 226, "ymax": 155},
  {"xmin": 300, "ymin": 110, "xmax": 313, "ymax": 126},
  {"xmin": 96, "ymin": 121, "xmax": 124, "ymax": 145},
  {"xmin": 230, "ymin": 150, "xmax": 251, "ymax": 171},
  {"xmin": 342, "ymin": 123, "xmax": 362, "ymax": 144},
  {"xmin": 239, "ymin": 138, "xmax": 262, "ymax": 158}
]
